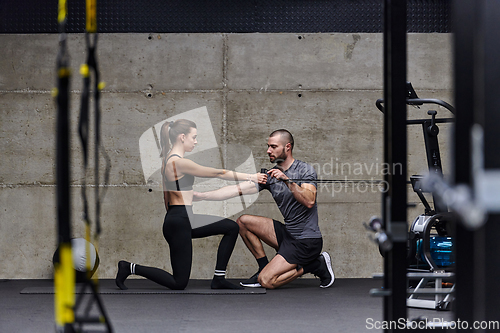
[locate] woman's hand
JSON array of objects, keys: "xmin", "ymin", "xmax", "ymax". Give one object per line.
[{"xmin": 251, "ymin": 172, "xmax": 268, "ymax": 184}]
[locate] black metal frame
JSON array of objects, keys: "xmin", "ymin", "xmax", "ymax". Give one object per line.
[
  {"xmin": 467, "ymin": 0, "xmax": 500, "ymax": 324},
  {"xmin": 448, "ymin": 0, "xmax": 500, "ymax": 327},
  {"xmin": 382, "ymin": 0, "xmax": 407, "ymax": 330},
  {"xmin": 452, "ymin": 0, "xmax": 477, "ymax": 328}
]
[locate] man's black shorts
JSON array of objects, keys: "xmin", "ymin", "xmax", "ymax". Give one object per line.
[{"xmin": 273, "ymin": 220, "xmax": 322, "ymax": 266}]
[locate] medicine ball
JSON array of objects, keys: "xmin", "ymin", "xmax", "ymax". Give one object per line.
[{"xmin": 53, "ymin": 238, "xmax": 100, "ymax": 283}]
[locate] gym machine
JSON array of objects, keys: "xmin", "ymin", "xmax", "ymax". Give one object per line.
[{"xmin": 374, "ymin": 82, "xmax": 456, "ymax": 311}]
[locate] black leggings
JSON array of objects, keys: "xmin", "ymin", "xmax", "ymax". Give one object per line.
[{"xmin": 134, "ymin": 205, "xmax": 239, "ymax": 290}]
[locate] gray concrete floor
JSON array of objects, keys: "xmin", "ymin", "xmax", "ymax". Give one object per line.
[{"xmin": 1, "ymin": 278, "xmax": 453, "ymax": 333}]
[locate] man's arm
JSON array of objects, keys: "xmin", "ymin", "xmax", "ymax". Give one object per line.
[
  {"xmin": 284, "ymin": 182, "xmax": 317, "ymax": 208},
  {"xmin": 194, "ymin": 181, "xmax": 259, "ymax": 201},
  {"xmin": 267, "ymin": 169, "xmax": 317, "ymax": 208}
]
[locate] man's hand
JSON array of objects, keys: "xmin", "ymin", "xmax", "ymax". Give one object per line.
[{"xmin": 267, "ymin": 168, "xmax": 289, "ymax": 183}]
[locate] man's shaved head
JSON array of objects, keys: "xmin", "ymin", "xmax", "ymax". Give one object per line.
[{"xmin": 269, "ymin": 129, "xmax": 294, "ymax": 151}]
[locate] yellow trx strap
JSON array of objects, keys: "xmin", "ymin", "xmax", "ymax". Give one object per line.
[
  {"xmin": 86, "ymin": 0, "xmax": 97, "ymax": 33},
  {"xmin": 55, "ymin": 1, "xmax": 75, "ymax": 330},
  {"xmin": 54, "ymin": 243, "xmax": 75, "ymax": 327},
  {"xmin": 58, "ymin": 0, "xmax": 67, "ymax": 24}
]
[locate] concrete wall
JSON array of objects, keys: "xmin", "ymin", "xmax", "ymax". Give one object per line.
[{"xmin": 0, "ymin": 33, "xmax": 453, "ymax": 279}]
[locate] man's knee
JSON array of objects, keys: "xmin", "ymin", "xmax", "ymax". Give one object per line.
[
  {"xmin": 236, "ymin": 214, "xmax": 253, "ymax": 231},
  {"xmin": 236, "ymin": 214, "xmax": 249, "ymax": 225},
  {"xmin": 258, "ymin": 272, "xmax": 276, "ymax": 289}
]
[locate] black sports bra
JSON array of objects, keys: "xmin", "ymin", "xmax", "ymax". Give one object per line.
[{"xmin": 163, "ymin": 154, "xmax": 195, "ymax": 191}]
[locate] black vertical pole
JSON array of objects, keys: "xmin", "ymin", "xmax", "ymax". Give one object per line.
[
  {"xmin": 383, "ymin": 0, "xmax": 407, "ymax": 331},
  {"xmin": 475, "ymin": 0, "xmax": 500, "ymax": 326},
  {"xmin": 452, "ymin": 0, "xmax": 477, "ymax": 329}
]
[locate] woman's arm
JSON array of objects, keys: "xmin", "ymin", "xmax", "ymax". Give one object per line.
[
  {"xmin": 175, "ymin": 158, "xmax": 267, "ymax": 184},
  {"xmin": 193, "ymin": 181, "xmax": 259, "ymax": 201}
]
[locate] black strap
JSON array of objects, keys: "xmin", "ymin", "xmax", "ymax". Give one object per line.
[
  {"xmin": 78, "ymin": 31, "xmax": 111, "ymax": 237},
  {"xmin": 165, "ymin": 153, "xmax": 182, "ymax": 162},
  {"xmin": 164, "ymin": 154, "xmax": 183, "ymax": 191},
  {"xmin": 74, "ymin": 2, "xmax": 114, "ymax": 332}
]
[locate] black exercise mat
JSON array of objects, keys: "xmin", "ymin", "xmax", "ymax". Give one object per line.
[
  {"xmin": 20, "ymin": 279, "xmax": 266, "ymax": 295},
  {"xmin": 21, "ymin": 286, "xmax": 265, "ymax": 294}
]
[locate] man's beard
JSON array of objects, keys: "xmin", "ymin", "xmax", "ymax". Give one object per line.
[{"xmin": 269, "ymin": 148, "xmax": 286, "ymax": 164}]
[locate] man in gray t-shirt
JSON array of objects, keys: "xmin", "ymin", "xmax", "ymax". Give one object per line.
[
  {"xmin": 195, "ymin": 129, "xmax": 334, "ymax": 289},
  {"xmin": 259, "ymin": 159, "xmax": 322, "ymax": 240}
]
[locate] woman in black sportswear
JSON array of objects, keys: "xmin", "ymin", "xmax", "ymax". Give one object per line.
[{"xmin": 116, "ymin": 119, "xmax": 266, "ymax": 290}]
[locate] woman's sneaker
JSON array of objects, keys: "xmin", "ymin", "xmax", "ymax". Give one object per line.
[{"xmin": 239, "ymin": 271, "xmax": 262, "ymax": 288}]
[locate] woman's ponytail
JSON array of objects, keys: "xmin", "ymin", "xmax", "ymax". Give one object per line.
[{"xmin": 159, "ymin": 119, "xmax": 197, "ymax": 158}]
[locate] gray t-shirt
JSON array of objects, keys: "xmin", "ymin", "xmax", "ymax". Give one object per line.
[{"xmin": 259, "ymin": 159, "xmax": 322, "ymax": 240}]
